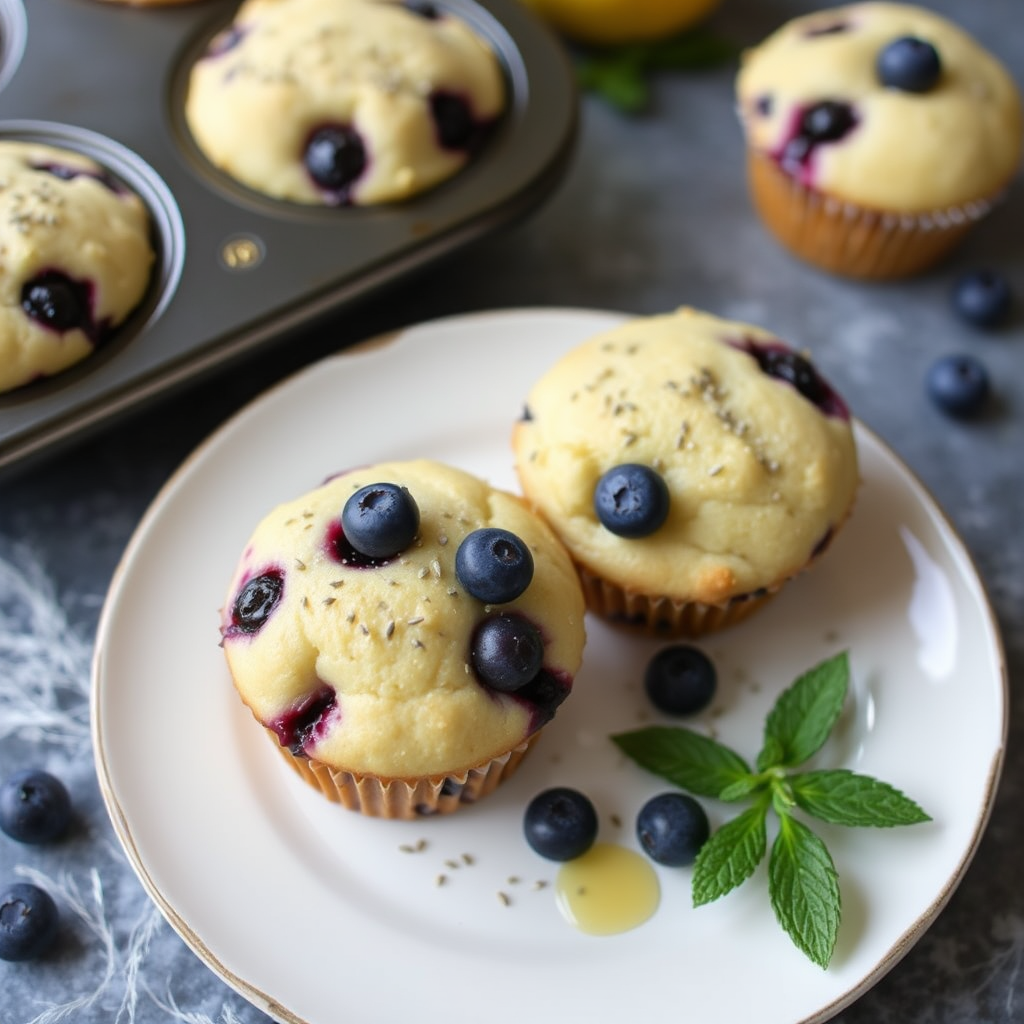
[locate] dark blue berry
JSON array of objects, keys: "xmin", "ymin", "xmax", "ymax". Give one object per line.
[
  {"xmin": 952, "ymin": 269, "xmax": 1013, "ymax": 328},
  {"xmin": 303, "ymin": 125, "xmax": 367, "ymax": 196},
  {"xmin": 523, "ymin": 787, "xmax": 598, "ymax": 861},
  {"xmin": 781, "ymin": 101, "xmax": 858, "ymax": 171},
  {"xmin": 0, "ymin": 883, "xmax": 59, "ymax": 962},
  {"xmin": 431, "ymin": 92, "xmax": 477, "ymax": 150},
  {"xmin": 21, "ymin": 272, "xmax": 91, "ymax": 335},
  {"xmin": 644, "ymin": 645, "xmax": 717, "ymax": 717},
  {"xmin": 877, "ymin": 36, "xmax": 941, "ymax": 93},
  {"xmin": 403, "ymin": 0, "xmax": 440, "ymax": 16},
  {"xmin": 594, "ymin": 464, "xmax": 670, "ymax": 538},
  {"xmin": 231, "ymin": 571, "xmax": 284, "ymax": 634},
  {"xmin": 455, "ymin": 528, "xmax": 534, "ymax": 604},
  {"xmin": 757, "ymin": 348, "xmax": 827, "ymax": 405},
  {"xmin": 0, "ymin": 770, "xmax": 71, "ymax": 845},
  {"xmin": 470, "ymin": 613, "xmax": 544, "ymax": 692},
  {"xmin": 926, "ymin": 354, "xmax": 990, "ymax": 418},
  {"xmin": 636, "ymin": 792, "xmax": 710, "ymax": 867},
  {"xmin": 341, "ymin": 483, "xmax": 419, "ymax": 560}
]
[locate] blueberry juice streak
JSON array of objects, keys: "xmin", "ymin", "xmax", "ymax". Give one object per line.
[
  {"xmin": 269, "ymin": 685, "xmax": 338, "ymax": 756},
  {"xmin": 729, "ymin": 337, "xmax": 850, "ymax": 420},
  {"xmin": 773, "ymin": 100, "xmax": 859, "ymax": 186},
  {"xmin": 30, "ymin": 162, "xmax": 123, "ymax": 195}
]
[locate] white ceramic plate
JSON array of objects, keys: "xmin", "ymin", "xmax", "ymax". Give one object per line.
[{"xmin": 93, "ymin": 309, "xmax": 1007, "ymax": 1024}]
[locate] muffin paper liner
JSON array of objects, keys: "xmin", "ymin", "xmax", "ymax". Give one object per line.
[
  {"xmin": 747, "ymin": 150, "xmax": 998, "ymax": 280},
  {"xmin": 576, "ymin": 565, "xmax": 778, "ymax": 637},
  {"xmin": 267, "ymin": 731, "xmax": 538, "ymax": 819}
]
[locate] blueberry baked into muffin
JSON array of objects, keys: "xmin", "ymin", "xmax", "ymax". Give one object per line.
[
  {"xmin": 512, "ymin": 308, "xmax": 860, "ymax": 636},
  {"xmin": 735, "ymin": 2, "xmax": 1023, "ymax": 278},
  {"xmin": 220, "ymin": 459, "xmax": 586, "ymax": 818},
  {"xmin": 0, "ymin": 141, "xmax": 154, "ymax": 394},
  {"xmin": 185, "ymin": 0, "xmax": 506, "ymax": 206}
]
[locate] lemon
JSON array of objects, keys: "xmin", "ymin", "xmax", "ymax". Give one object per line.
[{"xmin": 522, "ymin": 0, "xmax": 723, "ymax": 46}]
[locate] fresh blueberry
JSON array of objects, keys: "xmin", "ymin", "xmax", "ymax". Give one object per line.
[
  {"xmin": 644, "ymin": 645, "xmax": 717, "ymax": 717},
  {"xmin": 341, "ymin": 483, "xmax": 420, "ymax": 560},
  {"xmin": 0, "ymin": 770, "xmax": 72, "ymax": 845},
  {"xmin": 470, "ymin": 613, "xmax": 544, "ymax": 692},
  {"xmin": 594, "ymin": 464, "xmax": 670, "ymax": 538},
  {"xmin": 0, "ymin": 883, "xmax": 59, "ymax": 962},
  {"xmin": 523, "ymin": 787, "xmax": 598, "ymax": 861},
  {"xmin": 636, "ymin": 792, "xmax": 710, "ymax": 867},
  {"xmin": 230, "ymin": 570, "xmax": 284, "ymax": 634},
  {"xmin": 952, "ymin": 269, "xmax": 1013, "ymax": 328},
  {"xmin": 430, "ymin": 92, "xmax": 478, "ymax": 150},
  {"xmin": 926, "ymin": 354, "xmax": 990, "ymax": 418},
  {"xmin": 455, "ymin": 528, "xmax": 534, "ymax": 604},
  {"xmin": 757, "ymin": 349, "xmax": 827, "ymax": 405},
  {"xmin": 303, "ymin": 125, "xmax": 367, "ymax": 197},
  {"xmin": 877, "ymin": 36, "xmax": 941, "ymax": 93},
  {"xmin": 21, "ymin": 272, "xmax": 92, "ymax": 335},
  {"xmin": 781, "ymin": 101, "xmax": 858, "ymax": 171}
]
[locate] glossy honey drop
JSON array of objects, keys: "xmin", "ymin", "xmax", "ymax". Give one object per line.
[{"xmin": 554, "ymin": 842, "xmax": 660, "ymax": 935}]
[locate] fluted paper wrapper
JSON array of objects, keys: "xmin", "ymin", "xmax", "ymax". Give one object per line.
[
  {"xmin": 577, "ymin": 565, "xmax": 778, "ymax": 637},
  {"xmin": 267, "ymin": 731, "xmax": 538, "ymax": 819},
  {"xmin": 747, "ymin": 149, "xmax": 997, "ymax": 280}
]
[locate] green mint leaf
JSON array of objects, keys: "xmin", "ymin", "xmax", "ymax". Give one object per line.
[
  {"xmin": 693, "ymin": 803, "xmax": 768, "ymax": 906},
  {"xmin": 718, "ymin": 775, "xmax": 764, "ymax": 802},
  {"xmin": 790, "ymin": 769, "xmax": 932, "ymax": 828},
  {"xmin": 575, "ymin": 52, "xmax": 650, "ymax": 114},
  {"xmin": 757, "ymin": 651, "xmax": 849, "ymax": 771},
  {"xmin": 769, "ymin": 814, "xmax": 841, "ymax": 969},
  {"xmin": 611, "ymin": 726, "xmax": 750, "ymax": 798}
]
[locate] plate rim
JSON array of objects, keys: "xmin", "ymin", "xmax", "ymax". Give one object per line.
[{"xmin": 91, "ymin": 305, "xmax": 1009, "ymax": 1024}]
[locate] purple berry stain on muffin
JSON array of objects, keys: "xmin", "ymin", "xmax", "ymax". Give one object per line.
[
  {"xmin": 205, "ymin": 24, "xmax": 247, "ymax": 59},
  {"xmin": 21, "ymin": 271, "xmax": 104, "ymax": 343},
  {"xmin": 303, "ymin": 124, "xmax": 368, "ymax": 205},
  {"xmin": 730, "ymin": 338, "xmax": 850, "ymax": 420},
  {"xmin": 775, "ymin": 101, "xmax": 859, "ymax": 183},
  {"xmin": 804, "ymin": 19, "xmax": 851, "ymax": 37},
  {"xmin": 268, "ymin": 684, "xmax": 338, "ymax": 756},
  {"xmin": 224, "ymin": 568, "xmax": 285, "ymax": 639},
  {"xmin": 29, "ymin": 161, "xmax": 123, "ymax": 195},
  {"xmin": 430, "ymin": 91, "xmax": 492, "ymax": 152}
]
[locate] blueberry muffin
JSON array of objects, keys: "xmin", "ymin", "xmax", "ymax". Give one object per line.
[
  {"xmin": 220, "ymin": 459, "xmax": 586, "ymax": 818},
  {"xmin": 0, "ymin": 141, "xmax": 155, "ymax": 394},
  {"xmin": 735, "ymin": 3, "xmax": 1023, "ymax": 279},
  {"xmin": 512, "ymin": 308, "xmax": 859, "ymax": 636},
  {"xmin": 184, "ymin": 0, "xmax": 506, "ymax": 206}
]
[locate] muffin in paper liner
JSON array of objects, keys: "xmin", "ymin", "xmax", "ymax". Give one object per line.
[
  {"xmin": 221, "ymin": 459, "xmax": 586, "ymax": 821},
  {"xmin": 512, "ymin": 309, "xmax": 860, "ymax": 639},
  {"xmin": 746, "ymin": 149, "xmax": 998, "ymax": 280},
  {"xmin": 734, "ymin": 2, "xmax": 1023, "ymax": 280},
  {"xmin": 267, "ymin": 732, "xmax": 538, "ymax": 819}
]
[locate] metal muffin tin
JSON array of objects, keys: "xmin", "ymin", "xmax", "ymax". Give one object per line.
[{"xmin": 0, "ymin": 0, "xmax": 578, "ymax": 474}]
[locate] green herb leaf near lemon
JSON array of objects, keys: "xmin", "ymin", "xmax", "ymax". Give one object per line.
[{"xmin": 612, "ymin": 651, "xmax": 931, "ymax": 968}]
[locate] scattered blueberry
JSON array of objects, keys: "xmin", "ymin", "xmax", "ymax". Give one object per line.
[
  {"xmin": 877, "ymin": 36, "xmax": 942, "ymax": 93},
  {"xmin": 926, "ymin": 354, "xmax": 990, "ymax": 418},
  {"xmin": 0, "ymin": 883, "xmax": 59, "ymax": 962},
  {"xmin": 303, "ymin": 124, "xmax": 367, "ymax": 198},
  {"xmin": 341, "ymin": 482, "xmax": 420, "ymax": 560},
  {"xmin": 231, "ymin": 570, "xmax": 284, "ymax": 634},
  {"xmin": 593, "ymin": 464, "xmax": 670, "ymax": 538},
  {"xmin": 644, "ymin": 645, "xmax": 717, "ymax": 717},
  {"xmin": 455, "ymin": 528, "xmax": 534, "ymax": 604},
  {"xmin": 952, "ymin": 269, "xmax": 1013, "ymax": 328},
  {"xmin": 470, "ymin": 614, "xmax": 544, "ymax": 692},
  {"xmin": 523, "ymin": 787, "xmax": 598, "ymax": 861},
  {"xmin": 636, "ymin": 792, "xmax": 710, "ymax": 867},
  {"xmin": 781, "ymin": 100, "xmax": 858, "ymax": 172},
  {"xmin": 0, "ymin": 770, "xmax": 72, "ymax": 845},
  {"xmin": 21, "ymin": 272, "xmax": 92, "ymax": 336}
]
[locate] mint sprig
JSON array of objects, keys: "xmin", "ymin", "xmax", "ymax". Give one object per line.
[{"xmin": 611, "ymin": 650, "xmax": 932, "ymax": 968}]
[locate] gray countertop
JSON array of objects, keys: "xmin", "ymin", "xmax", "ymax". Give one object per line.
[{"xmin": 1, "ymin": 0, "xmax": 1022, "ymax": 1021}]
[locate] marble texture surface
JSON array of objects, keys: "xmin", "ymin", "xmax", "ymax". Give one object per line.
[{"xmin": 1, "ymin": 0, "xmax": 1022, "ymax": 1021}]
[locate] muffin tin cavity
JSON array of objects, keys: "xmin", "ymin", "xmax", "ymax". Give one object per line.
[
  {"xmin": 0, "ymin": 0, "xmax": 576, "ymax": 473},
  {"xmin": 0, "ymin": 122, "xmax": 184, "ymax": 397},
  {"xmin": 0, "ymin": 0, "xmax": 26, "ymax": 96}
]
